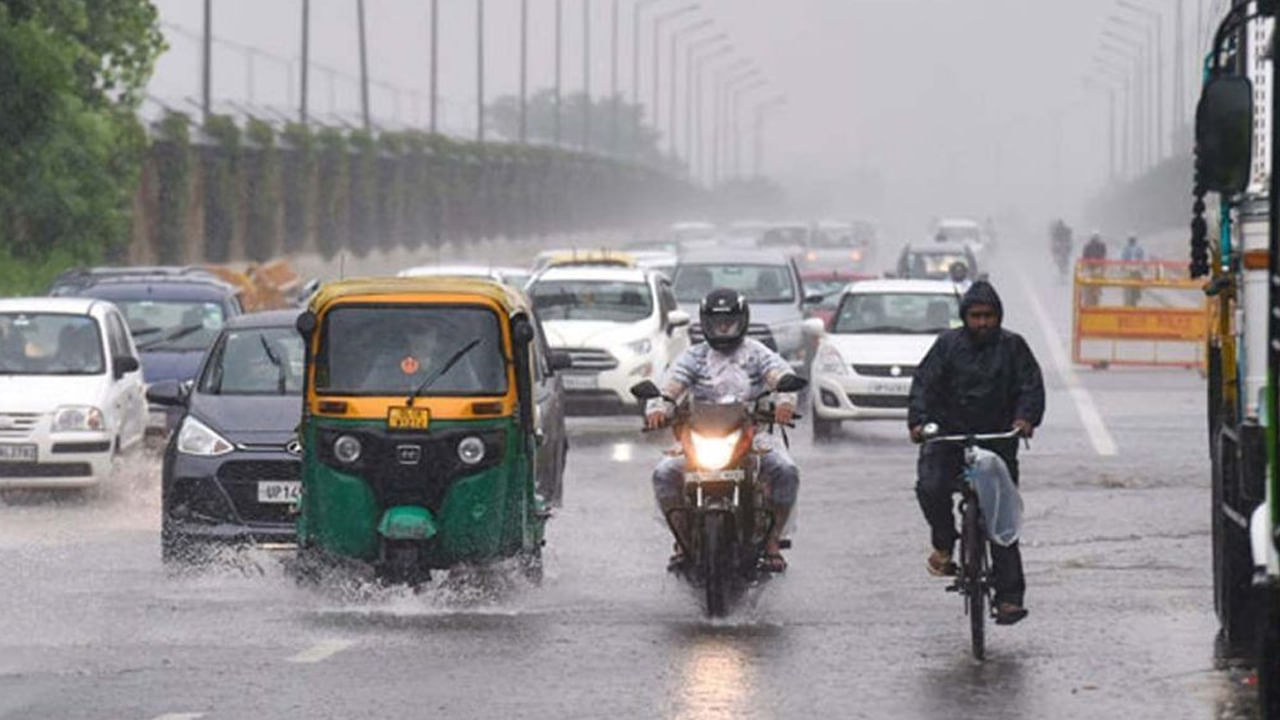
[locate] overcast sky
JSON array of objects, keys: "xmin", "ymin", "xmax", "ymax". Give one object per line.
[{"xmin": 149, "ymin": 0, "xmax": 1220, "ymax": 238}]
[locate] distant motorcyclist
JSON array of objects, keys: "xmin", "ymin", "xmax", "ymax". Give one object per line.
[
  {"xmin": 1082, "ymin": 231, "xmax": 1107, "ymax": 263},
  {"xmin": 908, "ymin": 280, "xmax": 1045, "ymax": 626},
  {"xmin": 948, "ymin": 261, "xmax": 972, "ymax": 295},
  {"xmin": 645, "ymin": 287, "xmax": 800, "ymax": 572},
  {"xmin": 1050, "ymin": 219, "xmax": 1073, "ymax": 277}
]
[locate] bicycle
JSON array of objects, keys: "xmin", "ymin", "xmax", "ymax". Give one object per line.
[{"xmin": 922, "ymin": 424, "xmax": 1023, "ymax": 661}]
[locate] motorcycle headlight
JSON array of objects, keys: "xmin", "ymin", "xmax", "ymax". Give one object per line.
[
  {"xmin": 51, "ymin": 406, "xmax": 104, "ymax": 432},
  {"xmin": 625, "ymin": 337, "xmax": 652, "ymax": 356},
  {"xmin": 690, "ymin": 430, "xmax": 741, "ymax": 471},
  {"xmin": 177, "ymin": 416, "xmax": 235, "ymax": 457},
  {"xmin": 815, "ymin": 344, "xmax": 850, "ymax": 376},
  {"xmin": 333, "ymin": 435, "xmax": 362, "ymax": 464}
]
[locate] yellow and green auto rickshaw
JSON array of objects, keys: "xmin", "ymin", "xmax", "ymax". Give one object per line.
[{"xmin": 294, "ymin": 277, "xmax": 551, "ymax": 583}]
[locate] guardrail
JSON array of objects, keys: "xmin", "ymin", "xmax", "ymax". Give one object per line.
[{"xmin": 1072, "ymin": 259, "xmax": 1209, "ymax": 369}]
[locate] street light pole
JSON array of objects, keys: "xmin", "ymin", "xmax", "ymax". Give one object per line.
[
  {"xmin": 752, "ymin": 95, "xmax": 785, "ymax": 178},
  {"xmin": 519, "ymin": 0, "xmax": 528, "ymax": 142},
  {"xmin": 712, "ymin": 64, "xmax": 756, "ymax": 185},
  {"xmin": 610, "ymin": 0, "xmax": 620, "ymax": 153},
  {"xmin": 668, "ymin": 20, "xmax": 713, "ymax": 157},
  {"xmin": 554, "ymin": 0, "xmax": 563, "ymax": 146},
  {"xmin": 357, "ymin": 0, "xmax": 371, "ymax": 132},
  {"xmin": 632, "ymin": 0, "xmax": 662, "ymax": 156},
  {"xmin": 686, "ymin": 38, "xmax": 728, "ymax": 169},
  {"xmin": 652, "ymin": 5, "xmax": 697, "ymax": 142},
  {"xmin": 1099, "ymin": 48, "xmax": 1138, "ymax": 178},
  {"xmin": 202, "ymin": 0, "xmax": 212, "ymax": 123},
  {"xmin": 430, "ymin": 0, "xmax": 438, "ymax": 134},
  {"xmin": 300, "ymin": 0, "xmax": 310, "ymax": 124},
  {"xmin": 730, "ymin": 79, "xmax": 766, "ymax": 178},
  {"xmin": 477, "ymin": 0, "xmax": 485, "ymax": 143},
  {"xmin": 1102, "ymin": 30, "xmax": 1147, "ymax": 169},
  {"xmin": 583, "ymin": 0, "xmax": 591, "ymax": 151},
  {"xmin": 1113, "ymin": 6, "xmax": 1163, "ymax": 159}
]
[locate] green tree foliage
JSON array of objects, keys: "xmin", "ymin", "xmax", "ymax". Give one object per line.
[
  {"xmin": 0, "ymin": 0, "xmax": 163, "ymax": 292},
  {"xmin": 488, "ymin": 90, "xmax": 668, "ymax": 166},
  {"xmin": 244, "ymin": 117, "xmax": 279, "ymax": 262}
]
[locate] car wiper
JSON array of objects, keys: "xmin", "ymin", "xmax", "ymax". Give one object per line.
[
  {"xmin": 138, "ymin": 324, "xmax": 204, "ymax": 350},
  {"xmin": 259, "ymin": 335, "xmax": 288, "ymax": 393},
  {"xmin": 129, "ymin": 327, "xmax": 164, "ymax": 337},
  {"xmin": 405, "ymin": 338, "xmax": 482, "ymax": 407}
]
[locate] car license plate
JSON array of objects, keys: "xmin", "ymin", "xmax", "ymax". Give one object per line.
[
  {"xmin": 387, "ymin": 406, "xmax": 430, "ymax": 430},
  {"xmin": 257, "ymin": 481, "xmax": 301, "ymax": 504},
  {"xmin": 684, "ymin": 469, "xmax": 745, "ymax": 483},
  {"xmin": 869, "ymin": 380, "xmax": 909, "ymax": 395},
  {"xmin": 0, "ymin": 444, "xmax": 36, "ymax": 462},
  {"xmin": 561, "ymin": 374, "xmax": 599, "ymax": 391}
]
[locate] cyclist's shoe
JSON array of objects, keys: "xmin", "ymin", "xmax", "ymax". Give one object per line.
[
  {"xmin": 927, "ymin": 549, "xmax": 957, "ymax": 577},
  {"xmin": 994, "ymin": 602, "xmax": 1029, "ymax": 626}
]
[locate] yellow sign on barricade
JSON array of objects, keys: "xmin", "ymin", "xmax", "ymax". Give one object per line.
[{"xmin": 1072, "ymin": 260, "xmax": 1210, "ymax": 369}]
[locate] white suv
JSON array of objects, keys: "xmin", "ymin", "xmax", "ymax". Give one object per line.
[
  {"xmin": 528, "ymin": 267, "xmax": 690, "ymax": 413},
  {"xmin": 0, "ymin": 298, "xmax": 147, "ymax": 488},
  {"xmin": 809, "ymin": 280, "xmax": 959, "ymax": 438}
]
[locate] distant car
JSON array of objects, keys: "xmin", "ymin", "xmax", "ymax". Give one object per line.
[
  {"xmin": 671, "ymin": 248, "xmax": 822, "ymax": 368},
  {"xmin": 628, "ymin": 250, "xmax": 679, "ymax": 279},
  {"xmin": 896, "ymin": 243, "xmax": 979, "ymax": 282},
  {"xmin": 0, "ymin": 298, "xmax": 147, "ymax": 489},
  {"xmin": 757, "ymin": 222, "xmax": 812, "ymax": 256},
  {"xmin": 800, "ymin": 269, "xmax": 875, "ymax": 330},
  {"xmin": 809, "ymin": 279, "xmax": 960, "ymax": 437},
  {"xmin": 49, "ymin": 269, "xmax": 245, "ymax": 433},
  {"xmin": 531, "ymin": 249, "xmax": 637, "ymax": 273},
  {"xmin": 147, "ymin": 310, "xmax": 304, "ymax": 560},
  {"xmin": 527, "ymin": 266, "xmax": 690, "ymax": 414},
  {"xmin": 398, "ymin": 263, "xmax": 533, "ymax": 290},
  {"xmin": 932, "ymin": 217, "xmax": 989, "ymax": 259}
]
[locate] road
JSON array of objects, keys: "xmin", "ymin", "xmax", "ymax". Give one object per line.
[{"xmin": 0, "ymin": 241, "xmax": 1256, "ymax": 719}]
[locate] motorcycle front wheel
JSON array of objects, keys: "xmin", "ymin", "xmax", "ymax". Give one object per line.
[{"xmin": 702, "ymin": 512, "xmax": 732, "ymax": 618}]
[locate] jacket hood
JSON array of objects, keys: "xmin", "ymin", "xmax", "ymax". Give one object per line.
[{"xmin": 959, "ymin": 280, "xmax": 1003, "ymax": 322}]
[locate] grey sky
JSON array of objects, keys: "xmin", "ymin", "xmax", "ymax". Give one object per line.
[{"xmin": 149, "ymin": 1, "xmax": 1212, "ymax": 237}]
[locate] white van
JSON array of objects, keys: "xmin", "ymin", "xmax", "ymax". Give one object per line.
[{"xmin": 0, "ymin": 298, "xmax": 147, "ymax": 488}]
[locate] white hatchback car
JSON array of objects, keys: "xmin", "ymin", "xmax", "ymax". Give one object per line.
[
  {"xmin": 527, "ymin": 266, "xmax": 690, "ymax": 413},
  {"xmin": 809, "ymin": 280, "xmax": 960, "ymax": 437},
  {"xmin": 0, "ymin": 298, "xmax": 147, "ymax": 488}
]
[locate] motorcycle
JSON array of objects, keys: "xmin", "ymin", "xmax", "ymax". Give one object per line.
[{"xmin": 631, "ymin": 374, "xmax": 807, "ymax": 617}]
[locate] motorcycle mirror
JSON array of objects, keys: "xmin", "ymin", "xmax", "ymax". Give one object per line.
[
  {"xmin": 1195, "ymin": 73, "xmax": 1254, "ymax": 195},
  {"xmin": 922, "ymin": 422, "xmax": 940, "ymax": 438},
  {"xmin": 630, "ymin": 380, "xmax": 662, "ymax": 400},
  {"xmin": 775, "ymin": 374, "xmax": 808, "ymax": 393}
]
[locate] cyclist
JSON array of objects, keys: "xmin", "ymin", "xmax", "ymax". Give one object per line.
[
  {"xmin": 1050, "ymin": 219, "xmax": 1073, "ymax": 277},
  {"xmin": 907, "ymin": 280, "xmax": 1045, "ymax": 626}
]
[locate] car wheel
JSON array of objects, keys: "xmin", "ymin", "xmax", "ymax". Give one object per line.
[{"xmin": 812, "ymin": 412, "xmax": 840, "ymax": 441}]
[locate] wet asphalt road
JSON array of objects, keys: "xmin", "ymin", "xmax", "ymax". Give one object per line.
[{"xmin": 0, "ymin": 244, "xmax": 1258, "ymax": 719}]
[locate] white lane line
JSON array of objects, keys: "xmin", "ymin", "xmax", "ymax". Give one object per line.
[
  {"xmin": 151, "ymin": 714, "xmax": 205, "ymax": 720},
  {"xmin": 1018, "ymin": 275, "xmax": 1118, "ymax": 457},
  {"xmin": 611, "ymin": 442, "xmax": 633, "ymax": 463},
  {"xmin": 287, "ymin": 639, "xmax": 356, "ymax": 664}
]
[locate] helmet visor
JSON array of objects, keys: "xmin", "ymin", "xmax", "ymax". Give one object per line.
[{"xmin": 704, "ymin": 313, "xmax": 746, "ymax": 341}]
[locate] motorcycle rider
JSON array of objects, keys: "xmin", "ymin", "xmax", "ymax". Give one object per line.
[
  {"xmin": 645, "ymin": 287, "xmax": 800, "ymax": 572},
  {"xmin": 1050, "ymin": 219, "xmax": 1073, "ymax": 276},
  {"xmin": 908, "ymin": 280, "xmax": 1045, "ymax": 626},
  {"xmin": 948, "ymin": 261, "xmax": 973, "ymax": 295}
]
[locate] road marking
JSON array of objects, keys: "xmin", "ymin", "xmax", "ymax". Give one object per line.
[
  {"xmin": 1018, "ymin": 275, "xmax": 1118, "ymax": 457},
  {"xmin": 151, "ymin": 714, "xmax": 205, "ymax": 720},
  {"xmin": 611, "ymin": 442, "xmax": 633, "ymax": 462},
  {"xmin": 287, "ymin": 639, "xmax": 356, "ymax": 664}
]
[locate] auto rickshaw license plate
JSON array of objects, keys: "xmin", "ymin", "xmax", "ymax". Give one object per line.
[{"xmin": 387, "ymin": 406, "xmax": 430, "ymax": 430}]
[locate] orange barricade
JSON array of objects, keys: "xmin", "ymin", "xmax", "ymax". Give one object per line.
[{"xmin": 1072, "ymin": 259, "xmax": 1209, "ymax": 369}]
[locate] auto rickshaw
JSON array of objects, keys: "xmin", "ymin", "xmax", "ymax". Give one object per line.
[{"xmin": 295, "ymin": 277, "xmax": 550, "ymax": 584}]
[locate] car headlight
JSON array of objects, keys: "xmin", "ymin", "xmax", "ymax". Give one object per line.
[
  {"xmin": 625, "ymin": 337, "xmax": 653, "ymax": 356},
  {"xmin": 177, "ymin": 416, "xmax": 235, "ymax": 457},
  {"xmin": 457, "ymin": 436, "xmax": 485, "ymax": 465},
  {"xmin": 690, "ymin": 430, "xmax": 741, "ymax": 471},
  {"xmin": 815, "ymin": 344, "xmax": 850, "ymax": 376},
  {"xmin": 333, "ymin": 435, "xmax": 362, "ymax": 464},
  {"xmin": 51, "ymin": 406, "xmax": 104, "ymax": 432}
]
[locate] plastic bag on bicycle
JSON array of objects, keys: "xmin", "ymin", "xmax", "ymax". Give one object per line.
[{"xmin": 969, "ymin": 448, "xmax": 1023, "ymax": 546}]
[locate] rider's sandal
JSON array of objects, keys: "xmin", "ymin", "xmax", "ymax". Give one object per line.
[
  {"xmin": 761, "ymin": 552, "xmax": 788, "ymax": 573},
  {"xmin": 994, "ymin": 603, "xmax": 1029, "ymax": 626}
]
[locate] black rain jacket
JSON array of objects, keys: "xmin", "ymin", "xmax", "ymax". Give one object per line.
[{"xmin": 907, "ymin": 281, "xmax": 1046, "ymax": 435}]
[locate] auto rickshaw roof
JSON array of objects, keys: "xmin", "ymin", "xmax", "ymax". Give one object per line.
[{"xmin": 308, "ymin": 276, "xmax": 530, "ymax": 315}]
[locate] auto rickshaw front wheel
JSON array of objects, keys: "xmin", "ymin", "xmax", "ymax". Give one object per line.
[{"xmin": 379, "ymin": 539, "xmax": 431, "ymax": 587}]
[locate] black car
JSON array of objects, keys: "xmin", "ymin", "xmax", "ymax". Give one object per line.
[
  {"xmin": 147, "ymin": 310, "xmax": 302, "ymax": 561},
  {"xmin": 50, "ymin": 267, "xmax": 245, "ymax": 432}
]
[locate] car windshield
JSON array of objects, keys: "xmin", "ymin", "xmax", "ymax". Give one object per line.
[
  {"xmin": 529, "ymin": 280, "xmax": 653, "ymax": 322},
  {"xmin": 759, "ymin": 227, "xmax": 808, "ymax": 248},
  {"xmin": 803, "ymin": 279, "xmax": 849, "ymax": 297},
  {"xmin": 673, "ymin": 263, "xmax": 796, "ymax": 303},
  {"xmin": 809, "ymin": 230, "xmax": 856, "ymax": 248},
  {"xmin": 316, "ymin": 306, "xmax": 507, "ymax": 396},
  {"xmin": 0, "ymin": 313, "xmax": 104, "ymax": 375},
  {"xmin": 938, "ymin": 225, "xmax": 981, "ymax": 243},
  {"xmin": 200, "ymin": 327, "xmax": 304, "ymax": 395},
  {"xmin": 908, "ymin": 252, "xmax": 969, "ymax": 277},
  {"xmin": 833, "ymin": 293, "xmax": 960, "ymax": 334},
  {"xmin": 116, "ymin": 300, "xmax": 225, "ymax": 351}
]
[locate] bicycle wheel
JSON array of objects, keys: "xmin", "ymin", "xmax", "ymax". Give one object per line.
[{"xmin": 963, "ymin": 497, "xmax": 987, "ymax": 661}]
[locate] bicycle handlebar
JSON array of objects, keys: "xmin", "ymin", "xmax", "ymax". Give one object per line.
[{"xmin": 923, "ymin": 428, "xmax": 1023, "ymax": 444}]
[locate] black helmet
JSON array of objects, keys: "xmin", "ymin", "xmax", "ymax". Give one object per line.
[{"xmin": 700, "ymin": 287, "xmax": 749, "ymax": 352}]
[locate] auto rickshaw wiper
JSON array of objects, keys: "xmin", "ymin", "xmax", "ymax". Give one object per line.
[{"xmin": 405, "ymin": 338, "xmax": 482, "ymax": 407}]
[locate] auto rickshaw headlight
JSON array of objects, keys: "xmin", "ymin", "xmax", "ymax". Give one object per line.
[
  {"xmin": 457, "ymin": 436, "xmax": 486, "ymax": 465},
  {"xmin": 333, "ymin": 434, "xmax": 362, "ymax": 464}
]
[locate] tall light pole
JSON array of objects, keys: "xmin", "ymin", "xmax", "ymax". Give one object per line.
[
  {"xmin": 668, "ymin": 19, "xmax": 714, "ymax": 156},
  {"xmin": 430, "ymin": 0, "xmax": 438, "ymax": 134},
  {"xmin": 686, "ymin": 37, "xmax": 729, "ymax": 170},
  {"xmin": 652, "ymin": 5, "xmax": 698, "ymax": 139},
  {"xmin": 712, "ymin": 63, "xmax": 756, "ymax": 186},
  {"xmin": 1089, "ymin": 65, "xmax": 1128, "ymax": 182},
  {"xmin": 583, "ymin": 0, "xmax": 592, "ymax": 151},
  {"xmin": 299, "ymin": 0, "xmax": 310, "ymax": 124},
  {"xmin": 357, "ymin": 0, "xmax": 371, "ymax": 132},
  {"xmin": 1102, "ymin": 29, "xmax": 1147, "ymax": 170},
  {"xmin": 519, "ymin": 0, "xmax": 528, "ymax": 142},
  {"xmin": 632, "ymin": 0, "xmax": 665, "ymax": 156},
  {"xmin": 1100, "ymin": 40, "xmax": 1141, "ymax": 177},
  {"xmin": 610, "ymin": 0, "xmax": 620, "ymax": 153},
  {"xmin": 202, "ymin": 0, "xmax": 212, "ymax": 123},
  {"xmin": 730, "ymin": 79, "xmax": 766, "ymax": 179},
  {"xmin": 751, "ymin": 95, "xmax": 785, "ymax": 178},
  {"xmin": 1116, "ymin": 1, "xmax": 1165, "ymax": 157},
  {"xmin": 554, "ymin": 0, "xmax": 563, "ymax": 146},
  {"xmin": 476, "ymin": 0, "xmax": 485, "ymax": 143}
]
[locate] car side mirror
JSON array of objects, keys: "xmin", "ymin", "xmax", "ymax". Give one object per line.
[
  {"xmin": 666, "ymin": 310, "xmax": 691, "ymax": 332},
  {"xmin": 146, "ymin": 379, "xmax": 186, "ymax": 406},
  {"xmin": 548, "ymin": 350, "xmax": 573, "ymax": 372},
  {"xmin": 630, "ymin": 380, "xmax": 662, "ymax": 400},
  {"xmin": 801, "ymin": 317, "xmax": 825, "ymax": 338},
  {"xmin": 803, "ymin": 293, "xmax": 824, "ymax": 305},
  {"xmin": 1196, "ymin": 73, "xmax": 1254, "ymax": 195},
  {"xmin": 113, "ymin": 355, "xmax": 140, "ymax": 379},
  {"xmin": 775, "ymin": 374, "xmax": 808, "ymax": 393}
]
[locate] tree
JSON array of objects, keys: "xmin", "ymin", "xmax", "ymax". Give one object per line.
[
  {"xmin": 488, "ymin": 90, "xmax": 672, "ymax": 167},
  {"xmin": 0, "ymin": 0, "xmax": 164, "ymax": 290}
]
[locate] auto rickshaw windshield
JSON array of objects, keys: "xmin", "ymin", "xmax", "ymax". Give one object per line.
[{"xmin": 315, "ymin": 305, "xmax": 508, "ymax": 396}]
